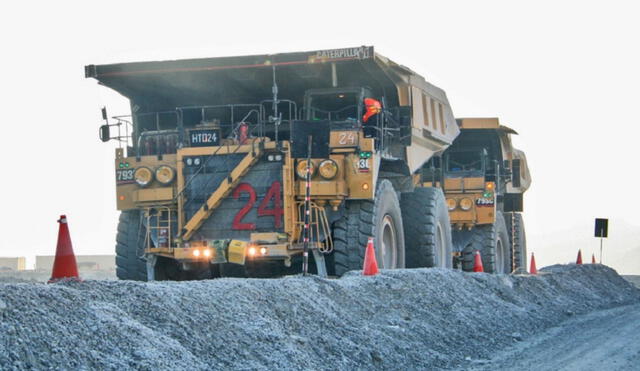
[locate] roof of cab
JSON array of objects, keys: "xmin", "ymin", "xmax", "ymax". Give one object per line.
[{"xmin": 456, "ymin": 118, "xmax": 518, "ymax": 135}]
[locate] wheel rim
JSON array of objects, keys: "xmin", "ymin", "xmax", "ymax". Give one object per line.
[
  {"xmin": 379, "ymin": 215, "xmax": 397, "ymax": 269},
  {"xmin": 496, "ymin": 238, "xmax": 505, "ymax": 274},
  {"xmin": 435, "ymin": 223, "xmax": 446, "ymax": 267}
]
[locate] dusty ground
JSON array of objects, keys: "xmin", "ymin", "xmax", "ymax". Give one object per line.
[
  {"xmin": 463, "ymin": 303, "xmax": 640, "ymax": 370},
  {"xmin": 623, "ymin": 275, "xmax": 640, "ymax": 288},
  {"xmin": 0, "ymin": 264, "xmax": 638, "ymax": 370}
]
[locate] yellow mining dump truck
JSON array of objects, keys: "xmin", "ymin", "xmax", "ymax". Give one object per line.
[
  {"xmin": 425, "ymin": 118, "xmax": 531, "ymax": 273},
  {"xmin": 86, "ymin": 46, "xmax": 462, "ymax": 280}
]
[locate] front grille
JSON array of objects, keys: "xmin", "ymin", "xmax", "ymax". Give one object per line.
[{"xmin": 183, "ymin": 154, "xmax": 284, "ymax": 241}]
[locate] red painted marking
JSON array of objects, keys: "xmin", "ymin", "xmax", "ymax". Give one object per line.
[
  {"xmin": 232, "ymin": 183, "xmax": 256, "ymax": 230},
  {"xmin": 231, "ymin": 181, "xmax": 283, "ymax": 230},
  {"xmin": 258, "ymin": 181, "xmax": 283, "ymax": 228}
]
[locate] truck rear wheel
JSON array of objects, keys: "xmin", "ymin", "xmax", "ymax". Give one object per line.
[
  {"xmin": 462, "ymin": 211, "xmax": 510, "ymax": 273},
  {"xmin": 115, "ymin": 210, "xmax": 148, "ymax": 281},
  {"xmin": 332, "ymin": 179, "xmax": 405, "ymax": 276},
  {"xmin": 505, "ymin": 212, "xmax": 527, "ymax": 273},
  {"xmin": 401, "ymin": 187, "xmax": 453, "ymax": 268}
]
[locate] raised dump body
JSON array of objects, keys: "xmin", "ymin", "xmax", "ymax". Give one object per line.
[{"xmin": 87, "ymin": 46, "xmax": 461, "ymax": 279}]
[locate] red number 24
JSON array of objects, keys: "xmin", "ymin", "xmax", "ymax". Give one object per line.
[{"xmin": 232, "ymin": 181, "xmax": 283, "ymax": 230}]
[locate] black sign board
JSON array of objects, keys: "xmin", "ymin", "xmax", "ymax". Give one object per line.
[
  {"xmin": 290, "ymin": 120, "xmax": 330, "ymax": 158},
  {"xmin": 189, "ymin": 129, "xmax": 220, "ymax": 147},
  {"xmin": 595, "ymin": 218, "xmax": 608, "ymax": 238}
]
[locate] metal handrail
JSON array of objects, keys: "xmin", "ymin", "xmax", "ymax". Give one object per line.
[{"xmin": 109, "ymin": 115, "xmax": 133, "ymax": 149}]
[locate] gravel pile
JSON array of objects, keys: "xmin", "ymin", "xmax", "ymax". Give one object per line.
[{"xmin": 1, "ymin": 264, "xmax": 638, "ymax": 370}]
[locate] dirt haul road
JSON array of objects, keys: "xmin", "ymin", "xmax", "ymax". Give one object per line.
[
  {"xmin": 0, "ymin": 265, "xmax": 638, "ymax": 370},
  {"xmin": 464, "ymin": 303, "xmax": 640, "ymax": 370}
]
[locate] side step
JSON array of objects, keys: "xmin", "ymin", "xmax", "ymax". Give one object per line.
[{"xmin": 181, "ymin": 141, "xmax": 263, "ymax": 241}]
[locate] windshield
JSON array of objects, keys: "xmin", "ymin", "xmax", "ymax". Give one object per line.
[
  {"xmin": 446, "ymin": 150, "xmax": 485, "ymax": 174},
  {"xmin": 308, "ymin": 92, "xmax": 359, "ymax": 122}
]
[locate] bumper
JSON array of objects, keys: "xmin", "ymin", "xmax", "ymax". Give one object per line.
[{"xmin": 145, "ymin": 241, "xmax": 296, "ymax": 265}]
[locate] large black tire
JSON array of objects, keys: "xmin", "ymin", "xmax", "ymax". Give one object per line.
[
  {"xmin": 332, "ymin": 179, "xmax": 405, "ymax": 276},
  {"xmin": 461, "ymin": 211, "xmax": 510, "ymax": 274},
  {"xmin": 505, "ymin": 212, "xmax": 527, "ymax": 273},
  {"xmin": 401, "ymin": 187, "xmax": 453, "ymax": 268},
  {"xmin": 115, "ymin": 210, "xmax": 148, "ymax": 281}
]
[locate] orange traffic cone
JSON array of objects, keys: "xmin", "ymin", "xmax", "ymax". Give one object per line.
[
  {"xmin": 592, "ymin": 254, "xmax": 596, "ymax": 264},
  {"xmin": 363, "ymin": 237, "xmax": 379, "ymax": 276},
  {"xmin": 576, "ymin": 249, "xmax": 583, "ymax": 265},
  {"xmin": 473, "ymin": 250, "xmax": 484, "ymax": 272},
  {"xmin": 48, "ymin": 215, "xmax": 80, "ymax": 283},
  {"xmin": 529, "ymin": 252, "xmax": 537, "ymax": 275}
]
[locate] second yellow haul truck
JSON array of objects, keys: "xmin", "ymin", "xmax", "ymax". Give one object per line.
[
  {"xmin": 431, "ymin": 118, "xmax": 531, "ymax": 273},
  {"xmin": 86, "ymin": 46, "xmax": 528, "ymax": 280}
]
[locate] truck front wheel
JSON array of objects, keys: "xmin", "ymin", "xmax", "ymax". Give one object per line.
[
  {"xmin": 332, "ymin": 179, "xmax": 405, "ymax": 276},
  {"xmin": 115, "ymin": 210, "xmax": 148, "ymax": 281},
  {"xmin": 401, "ymin": 187, "xmax": 453, "ymax": 268},
  {"xmin": 462, "ymin": 211, "xmax": 511, "ymax": 274}
]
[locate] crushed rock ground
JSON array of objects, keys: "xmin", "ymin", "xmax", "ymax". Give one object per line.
[{"xmin": 0, "ymin": 264, "xmax": 638, "ymax": 370}]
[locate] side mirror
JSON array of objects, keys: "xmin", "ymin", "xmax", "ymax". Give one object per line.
[
  {"xmin": 99, "ymin": 124, "xmax": 111, "ymax": 142},
  {"xmin": 511, "ymin": 159, "xmax": 521, "ymax": 188},
  {"xmin": 101, "ymin": 107, "xmax": 108, "ymax": 121}
]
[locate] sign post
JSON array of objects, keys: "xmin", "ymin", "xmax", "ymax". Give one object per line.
[{"xmin": 594, "ymin": 218, "xmax": 608, "ymax": 263}]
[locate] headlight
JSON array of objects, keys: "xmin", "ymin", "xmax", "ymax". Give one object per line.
[
  {"xmin": 155, "ymin": 165, "xmax": 175, "ymax": 185},
  {"xmin": 318, "ymin": 159, "xmax": 338, "ymax": 179},
  {"xmin": 446, "ymin": 198, "xmax": 457, "ymax": 211},
  {"xmin": 296, "ymin": 160, "xmax": 315, "ymax": 179},
  {"xmin": 134, "ymin": 167, "xmax": 153, "ymax": 187},
  {"xmin": 485, "ymin": 182, "xmax": 495, "ymax": 191},
  {"xmin": 459, "ymin": 198, "xmax": 473, "ymax": 211}
]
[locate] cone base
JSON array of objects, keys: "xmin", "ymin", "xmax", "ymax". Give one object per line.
[
  {"xmin": 48, "ymin": 277, "xmax": 82, "ymax": 284},
  {"xmin": 49, "ymin": 254, "xmax": 80, "ymax": 282}
]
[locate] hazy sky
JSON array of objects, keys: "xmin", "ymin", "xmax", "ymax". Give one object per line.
[{"xmin": 1, "ymin": 1, "xmax": 638, "ymax": 273}]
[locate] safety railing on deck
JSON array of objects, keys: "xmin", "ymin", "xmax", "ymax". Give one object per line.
[
  {"xmin": 109, "ymin": 115, "xmax": 134, "ymax": 150},
  {"xmin": 174, "ymin": 101, "xmax": 297, "ymax": 212}
]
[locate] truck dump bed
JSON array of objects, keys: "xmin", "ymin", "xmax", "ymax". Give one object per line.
[
  {"xmin": 86, "ymin": 46, "xmax": 459, "ymax": 172},
  {"xmin": 87, "ymin": 47, "xmax": 397, "ymax": 109}
]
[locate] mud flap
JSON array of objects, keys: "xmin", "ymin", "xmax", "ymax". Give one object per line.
[
  {"xmin": 146, "ymin": 255, "xmax": 157, "ymax": 281},
  {"xmin": 312, "ymin": 249, "xmax": 328, "ymax": 278}
]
